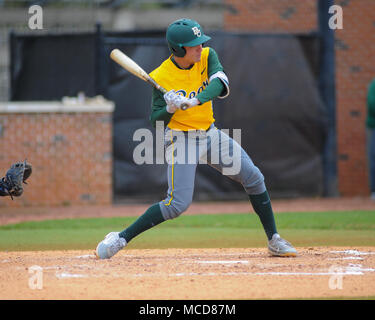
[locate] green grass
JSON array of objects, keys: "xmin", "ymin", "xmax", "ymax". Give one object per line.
[{"xmin": 0, "ymin": 210, "xmax": 374, "ymax": 251}]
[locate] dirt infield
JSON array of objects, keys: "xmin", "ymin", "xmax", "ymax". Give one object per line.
[
  {"xmin": 0, "ymin": 197, "xmax": 374, "ymax": 300},
  {"xmin": 1, "ymin": 247, "xmax": 375, "ymax": 299}
]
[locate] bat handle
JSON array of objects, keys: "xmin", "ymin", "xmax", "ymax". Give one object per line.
[
  {"xmin": 153, "ymin": 80, "xmax": 189, "ymax": 111},
  {"xmin": 180, "ymin": 103, "xmax": 189, "ymax": 111}
]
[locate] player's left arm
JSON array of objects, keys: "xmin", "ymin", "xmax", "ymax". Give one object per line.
[
  {"xmin": 195, "ymin": 47, "xmax": 230, "ymax": 104},
  {"xmin": 149, "ymin": 87, "xmax": 174, "ymax": 128}
]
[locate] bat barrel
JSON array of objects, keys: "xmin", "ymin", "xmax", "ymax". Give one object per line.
[{"xmin": 110, "ymin": 48, "xmax": 188, "ymax": 112}]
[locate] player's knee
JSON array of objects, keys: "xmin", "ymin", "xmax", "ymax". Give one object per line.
[
  {"xmin": 169, "ymin": 199, "xmax": 191, "ymax": 219},
  {"xmin": 243, "ymin": 166, "xmax": 266, "ymax": 194},
  {"xmin": 160, "ymin": 197, "xmax": 192, "ymax": 220}
]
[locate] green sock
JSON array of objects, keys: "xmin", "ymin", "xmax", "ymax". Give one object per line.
[
  {"xmin": 119, "ymin": 203, "xmax": 165, "ymax": 243},
  {"xmin": 248, "ymin": 191, "xmax": 277, "ymax": 241}
]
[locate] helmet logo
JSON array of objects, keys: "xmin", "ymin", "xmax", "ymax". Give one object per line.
[{"xmin": 192, "ymin": 26, "xmax": 201, "ymax": 37}]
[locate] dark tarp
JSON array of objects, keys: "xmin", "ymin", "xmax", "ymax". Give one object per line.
[
  {"xmin": 10, "ymin": 31, "xmax": 328, "ymax": 201},
  {"xmin": 10, "ymin": 33, "xmax": 96, "ymax": 101},
  {"xmin": 107, "ymin": 33, "xmax": 327, "ymax": 201}
]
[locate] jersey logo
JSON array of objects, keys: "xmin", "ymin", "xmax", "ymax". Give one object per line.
[
  {"xmin": 176, "ymin": 79, "xmax": 209, "ymax": 99},
  {"xmin": 192, "ymin": 26, "xmax": 201, "ymax": 37}
]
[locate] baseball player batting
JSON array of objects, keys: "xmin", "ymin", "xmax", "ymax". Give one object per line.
[{"xmin": 96, "ymin": 18, "xmax": 297, "ymax": 259}]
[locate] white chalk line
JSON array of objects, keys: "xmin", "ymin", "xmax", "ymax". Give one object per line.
[
  {"xmin": 27, "ymin": 249, "xmax": 375, "ymax": 280},
  {"xmin": 132, "ymin": 270, "xmax": 364, "ymax": 278},
  {"xmin": 328, "ymin": 257, "xmax": 364, "ymax": 261},
  {"xmin": 118, "ymin": 252, "xmax": 262, "ymax": 259},
  {"xmin": 56, "ymin": 272, "xmax": 88, "ymax": 279},
  {"xmin": 53, "ymin": 266, "xmax": 375, "ymax": 280},
  {"xmin": 330, "ymin": 250, "xmax": 375, "ymax": 256},
  {"xmin": 129, "ymin": 263, "xmax": 375, "ymax": 278},
  {"xmin": 75, "ymin": 254, "xmax": 96, "ymax": 259},
  {"xmin": 196, "ymin": 260, "xmax": 249, "ymax": 264}
]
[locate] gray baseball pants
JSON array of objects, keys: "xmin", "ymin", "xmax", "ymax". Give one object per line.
[{"xmin": 159, "ymin": 125, "xmax": 266, "ymax": 220}]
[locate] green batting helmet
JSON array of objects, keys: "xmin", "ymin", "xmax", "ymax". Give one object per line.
[{"xmin": 166, "ymin": 18, "xmax": 211, "ymax": 57}]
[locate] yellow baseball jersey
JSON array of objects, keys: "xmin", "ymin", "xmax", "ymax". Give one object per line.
[{"xmin": 149, "ymin": 47, "xmax": 214, "ymax": 131}]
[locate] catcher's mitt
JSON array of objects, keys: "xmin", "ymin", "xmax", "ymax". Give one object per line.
[{"xmin": 0, "ymin": 160, "xmax": 32, "ymax": 199}]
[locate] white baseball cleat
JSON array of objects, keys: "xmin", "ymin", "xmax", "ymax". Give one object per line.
[
  {"xmin": 95, "ymin": 232, "xmax": 127, "ymax": 259},
  {"xmin": 268, "ymin": 233, "xmax": 297, "ymax": 257}
]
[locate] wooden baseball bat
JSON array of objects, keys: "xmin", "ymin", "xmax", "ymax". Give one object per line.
[{"xmin": 110, "ymin": 49, "xmax": 189, "ymax": 110}]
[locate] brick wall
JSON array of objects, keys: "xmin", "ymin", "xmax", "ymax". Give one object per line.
[
  {"xmin": 224, "ymin": 0, "xmax": 375, "ymax": 196},
  {"xmin": 334, "ymin": 0, "xmax": 375, "ymax": 196},
  {"xmin": 0, "ymin": 100, "xmax": 113, "ymax": 207},
  {"xmin": 224, "ymin": 0, "xmax": 317, "ymax": 33}
]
